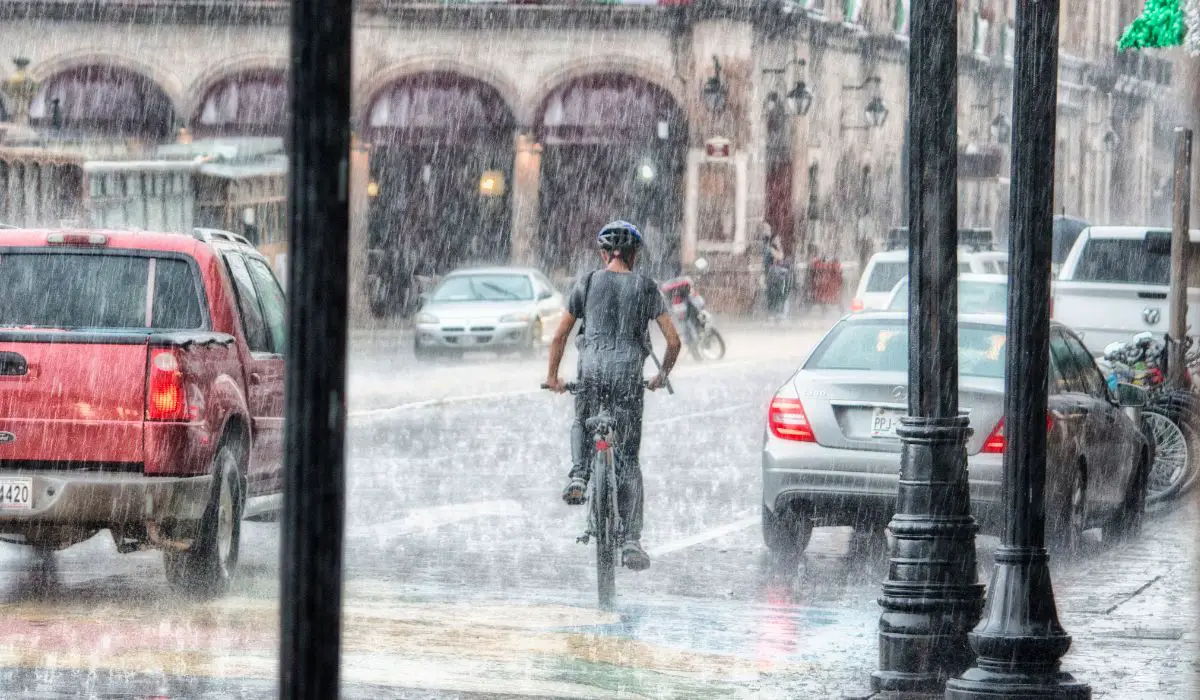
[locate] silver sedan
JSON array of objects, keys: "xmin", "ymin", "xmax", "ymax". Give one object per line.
[
  {"xmin": 761, "ymin": 312, "xmax": 1150, "ymax": 560},
  {"xmin": 413, "ymin": 267, "xmax": 566, "ymax": 360}
]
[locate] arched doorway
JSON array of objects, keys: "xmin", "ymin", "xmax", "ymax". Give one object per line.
[
  {"xmin": 363, "ymin": 72, "xmax": 516, "ymax": 316},
  {"xmin": 192, "ymin": 69, "xmax": 287, "ymax": 137},
  {"xmin": 29, "ymin": 65, "xmax": 175, "ymax": 140},
  {"xmin": 535, "ymin": 74, "xmax": 687, "ymax": 280}
]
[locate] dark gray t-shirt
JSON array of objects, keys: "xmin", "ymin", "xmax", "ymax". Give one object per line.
[{"xmin": 570, "ymin": 270, "xmax": 666, "ymax": 379}]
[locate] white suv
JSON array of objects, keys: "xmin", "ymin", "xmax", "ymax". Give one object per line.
[{"xmin": 852, "ymin": 248, "xmax": 1003, "ymax": 312}]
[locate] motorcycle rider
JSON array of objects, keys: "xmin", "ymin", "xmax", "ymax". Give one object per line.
[{"xmin": 544, "ymin": 220, "xmax": 682, "ymax": 571}]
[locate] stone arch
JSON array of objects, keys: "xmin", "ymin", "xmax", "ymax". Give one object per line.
[
  {"xmin": 528, "ymin": 57, "xmax": 689, "ymax": 134},
  {"xmin": 185, "ymin": 54, "xmax": 287, "ymax": 120},
  {"xmin": 188, "ymin": 58, "xmax": 289, "ymax": 137},
  {"xmin": 356, "ymin": 57, "xmax": 522, "ymax": 128},
  {"xmin": 29, "ymin": 55, "xmax": 181, "ymax": 139},
  {"xmin": 30, "ymin": 52, "xmax": 184, "ymax": 116}
]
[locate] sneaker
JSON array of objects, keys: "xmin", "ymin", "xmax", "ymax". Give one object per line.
[
  {"xmin": 561, "ymin": 477, "xmax": 587, "ymax": 505},
  {"xmin": 622, "ymin": 541, "xmax": 651, "ymax": 571}
]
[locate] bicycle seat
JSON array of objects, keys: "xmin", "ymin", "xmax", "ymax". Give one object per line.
[{"xmin": 585, "ymin": 412, "xmax": 615, "ymax": 432}]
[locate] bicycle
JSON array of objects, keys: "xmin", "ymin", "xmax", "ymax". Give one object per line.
[{"xmin": 542, "ymin": 377, "xmax": 668, "ymax": 609}]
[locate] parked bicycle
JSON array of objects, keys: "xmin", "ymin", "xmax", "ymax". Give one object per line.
[
  {"xmin": 542, "ymin": 379, "xmax": 665, "ymax": 610},
  {"xmin": 1101, "ymin": 332, "xmax": 1200, "ymax": 502}
]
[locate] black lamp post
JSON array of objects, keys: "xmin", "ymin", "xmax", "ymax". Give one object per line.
[
  {"xmin": 701, "ymin": 56, "xmax": 728, "ymax": 113},
  {"xmin": 945, "ymin": 0, "xmax": 1090, "ymax": 696},
  {"xmin": 871, "ymin": 0, "xmax": 984, "ymax": 692}
]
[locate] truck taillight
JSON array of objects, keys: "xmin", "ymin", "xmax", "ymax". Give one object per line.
[
  {"xmin": 981, "ymin": 415, "xmax": 1054, "ymax": 454},
  {"xmin": 769, "ymin": 397, "xmax": 816, "ymax": 442},
  {"xmin": 147, "ymin": 348, "xmax": 189, "ymax": 421},
  {"xmin": 46, "ymin": 232, "xmax": 108, "ymax": 246}
]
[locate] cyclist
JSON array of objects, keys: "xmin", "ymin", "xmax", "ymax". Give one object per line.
[{"xmin": 544, "ymin": 220, "xmax": 682, "ymax": 571}]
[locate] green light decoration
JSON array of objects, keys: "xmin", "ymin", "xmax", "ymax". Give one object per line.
[{"xmin": 1118, "ymin": 0, "xmax": 1186, "ymax": 50}]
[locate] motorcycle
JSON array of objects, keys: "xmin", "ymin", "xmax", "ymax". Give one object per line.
[{"xmin": 660, "ymin": 258, "xmax": 726, "ymax": 361}]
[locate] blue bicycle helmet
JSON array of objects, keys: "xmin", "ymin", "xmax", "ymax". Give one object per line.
[{"xmin": 596, "ymin": 220, "xmax": 644, "ymax": 252}]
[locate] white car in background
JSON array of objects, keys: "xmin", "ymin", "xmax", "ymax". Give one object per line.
[
  {"xmin": 852, "ymin": 249, "xmax": 1005, "ymax": 312},
  {"xmin": 885, "ymin": 273, "xmax": 1009, "ymax": 314}
]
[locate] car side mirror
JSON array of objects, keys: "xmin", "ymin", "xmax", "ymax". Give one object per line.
[
  {"xmin": 1116, "ymin": 382, "xmax": 1147, "ymax": 408},
  {"xmin": 538, "ymin": 289, "xmax": 553, "ymax": 301},
  {"xmin": 419, "ymin": 292, "xmax": 430, "ymax": 304}
]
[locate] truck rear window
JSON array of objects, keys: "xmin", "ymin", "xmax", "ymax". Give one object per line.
[
  {"xmin": 0, "ymin": 253, "xmax": 204, "ymax": 330},
  {"xmin": 1073, "ymin": 238, "xmax": 1200, "ymax": 286},
  {"xmin": 865, "ymin": 261, "xmax": 907, "ymax": 293}
]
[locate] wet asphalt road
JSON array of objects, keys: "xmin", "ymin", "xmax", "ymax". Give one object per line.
[{"xmin": 0, "ymin": 325, "xmax": 1194, "ymax": 698}]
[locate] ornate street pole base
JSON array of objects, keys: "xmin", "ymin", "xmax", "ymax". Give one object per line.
[
  {"xmin": 944, "ymin": 548, "xmax": 1091, "ymax": 700},
  {"xmin": 871, "ymin": 416, "xmax": 984, "ymax": 694}
]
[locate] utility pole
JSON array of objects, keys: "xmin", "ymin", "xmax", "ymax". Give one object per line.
[
  {"xmin": 1169, "ymin": 127, "xmax": 1192, "ymax": 387},
  {"xmin": 279, "ymin": 0, "xmax": 353, "ymax": 695},
  {"xmin": 946, "ymin": 1, "xmax": 1089, "ymax": 697},
  {"xmin": 871, "ymin": 0, "xmax": 983, "ymax": 693}
]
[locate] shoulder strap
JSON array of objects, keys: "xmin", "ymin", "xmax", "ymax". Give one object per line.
[{"xmin": 577, "ymin": 270, "xmax": 597, "ymax": 334}]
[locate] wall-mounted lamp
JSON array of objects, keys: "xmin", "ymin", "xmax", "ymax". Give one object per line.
[
  {"xmin": 701, "ymin": 56, "xmax": 729, "ymax": 114},
  {"xmin": 971, "ymin": 97, "xmax": 1010, "ymax": 145},
  {"xmin": 763, "ymin": 58, "xmax": 813, "ymax": 118},
  {"xmin": 367, "ymin": 180, "xmax": 380, "ymax": 198},
  {"xmin": 840, "ymin": 76, "xmax": 887, "ymax": 131}
]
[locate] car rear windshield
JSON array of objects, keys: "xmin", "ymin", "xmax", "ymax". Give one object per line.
[
  {"xmin": 1073, "ymin": 237, "xmax": 1200, "ymax": 285},
  {"xmin": 804, "ymin": 319, "xmax": 1007, "ymax": 379},
  {"xmin": 887, "ymin": 280, "xmax": 1008, "ymax": 314},
  {"xmin": 0, "ymin": 252, "xmax": 205, "ymax": 330},
  {"xmin": 865, "ymin": 261, "xmax": 907, "ymax": 293},
  {"xmin": 432, "ymin": 274, "xmax": 534, "ymax": 302}
]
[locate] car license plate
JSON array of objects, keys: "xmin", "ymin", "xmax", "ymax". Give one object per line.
[
  {"xmin": 0, "ymin": 478, "xmax": 32, "ymax": 511},
  {"xmin": 870, "ymin": 409, "xmax": 904, "ymax": 438}
]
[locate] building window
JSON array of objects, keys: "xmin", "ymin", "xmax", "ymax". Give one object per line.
[
  {"xmin": 803, "ymin": 0, "xmax": 826, "ymax": 14},
  {"xmin": 973, "ymin": 12, "xmax": 991, "ymax": 55},
  {"xmin": 843, "ymin": 0, "xmax": 862, "ymax": 23},
  {"xmin": 894, "ymin": 0, "xmax": 910, "ymax": 35},
  {"xmin": 807, "ymin": 162, "xmax": 821, "ymax": 220},
  {"xmin": 1002, "ymin": 22, "xmax": 1016, "ymax": 61}
]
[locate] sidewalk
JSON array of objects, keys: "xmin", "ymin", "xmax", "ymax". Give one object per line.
[{"xmin": 846, "ymin": 495, "xmax": 1200, "ymax": 699}]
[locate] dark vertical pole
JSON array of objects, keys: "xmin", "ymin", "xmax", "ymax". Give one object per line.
[
  {"xmin": 280, "ymin": 0, "xmax": 353, "ymax": 694},
  {"xmin": 1168, "ymin": 128, "xmax": 1192, "ymax": 388},
  {"xmin": 946, "ymin": 1, "xmax": 1089, "ymax": 697},
  {"xmin": 872, "ymin": 0, "xmax": 983, "ymax": 693}
]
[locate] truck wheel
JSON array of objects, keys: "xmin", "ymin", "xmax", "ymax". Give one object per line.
[{"xmin": 165, "ymin": 440, "xmax": 244, "ymax": 599}]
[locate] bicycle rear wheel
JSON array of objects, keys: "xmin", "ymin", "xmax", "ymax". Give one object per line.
[{"xmin": 593, "ymin": 449, "xmax": 618, "ymax": 610}]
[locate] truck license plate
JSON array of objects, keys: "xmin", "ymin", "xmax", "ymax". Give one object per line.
[
  {"xmin": 870, "ymin": 409, "xmax": 904, "ymax": 438},
  {"xmin": 0, "ymin": 478, "xmax": 32, "ymax": 511}
]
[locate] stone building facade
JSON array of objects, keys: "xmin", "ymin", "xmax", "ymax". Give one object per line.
[{"xmin": 0, "ymin": 0, "xmax": 1186, "ymax": 317}]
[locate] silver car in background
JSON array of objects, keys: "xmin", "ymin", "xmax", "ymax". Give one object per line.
[
  {"xmin": 413, "ymin": 267, "xmax": 566, "ymax": 360},
  {"xmin": 761, "ymin": 312, "xmax": 1150, "ymax": 560}
]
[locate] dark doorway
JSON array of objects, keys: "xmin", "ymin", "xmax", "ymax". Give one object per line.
[
  {"xmin": 535, "ymin": 74, "xmax": 687, "ymax": 281},
  {"xmin": 363, "ymin": 72, "xmax": 516, "ymax": 316}
]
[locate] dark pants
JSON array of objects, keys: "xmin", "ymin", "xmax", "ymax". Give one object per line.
[{"xmin": 569, "ymin": 376, "xmax": 645, "ymax": 542}]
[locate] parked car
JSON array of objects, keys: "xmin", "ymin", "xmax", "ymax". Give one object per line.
[
  {"xmin": 413, "ymin": 266, "xmax": 566, "ymax": 360},
  {"xmin": 1053, "ymin": 225, "xmax": 1200, "ymax": 353},
  {"xmin": 852, "ymin": 247, "xmax": 1001, "ymax": 312},
  {"xmin": 761, "ymin": 312, "xmax": 1150, "ymax": 560},
  {"xmin": 0, "ymin": 227, "xmax": 285, "ymax": 597},
  {"xmin": 885, "ymin": 273, "xmax": 1009, "ymax": 314}
]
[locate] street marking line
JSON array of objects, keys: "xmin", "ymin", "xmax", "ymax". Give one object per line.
[
  {"xmin": 645, "ymin": 403, "xmax": 753, "ymax": 426},
  {"xmin": 351, "ymin": 499, "xmax": 524, "ymax": 541},
  {"xmin": 647, "ymin": 513, "xmax": 759, "ymax": 558},
  {"xmin": 348, "ymin": 359, "xmax": 777, "ymax": 420}
]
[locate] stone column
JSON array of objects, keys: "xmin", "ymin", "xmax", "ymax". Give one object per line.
[{"xmin": 511, "ymin": 131, "xmax": 542, "ymax": 266}]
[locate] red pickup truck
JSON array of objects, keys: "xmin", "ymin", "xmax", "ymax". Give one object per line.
[{"xmin": 0, "ymin": 228, "xmax": 285, "ymax": 597}]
